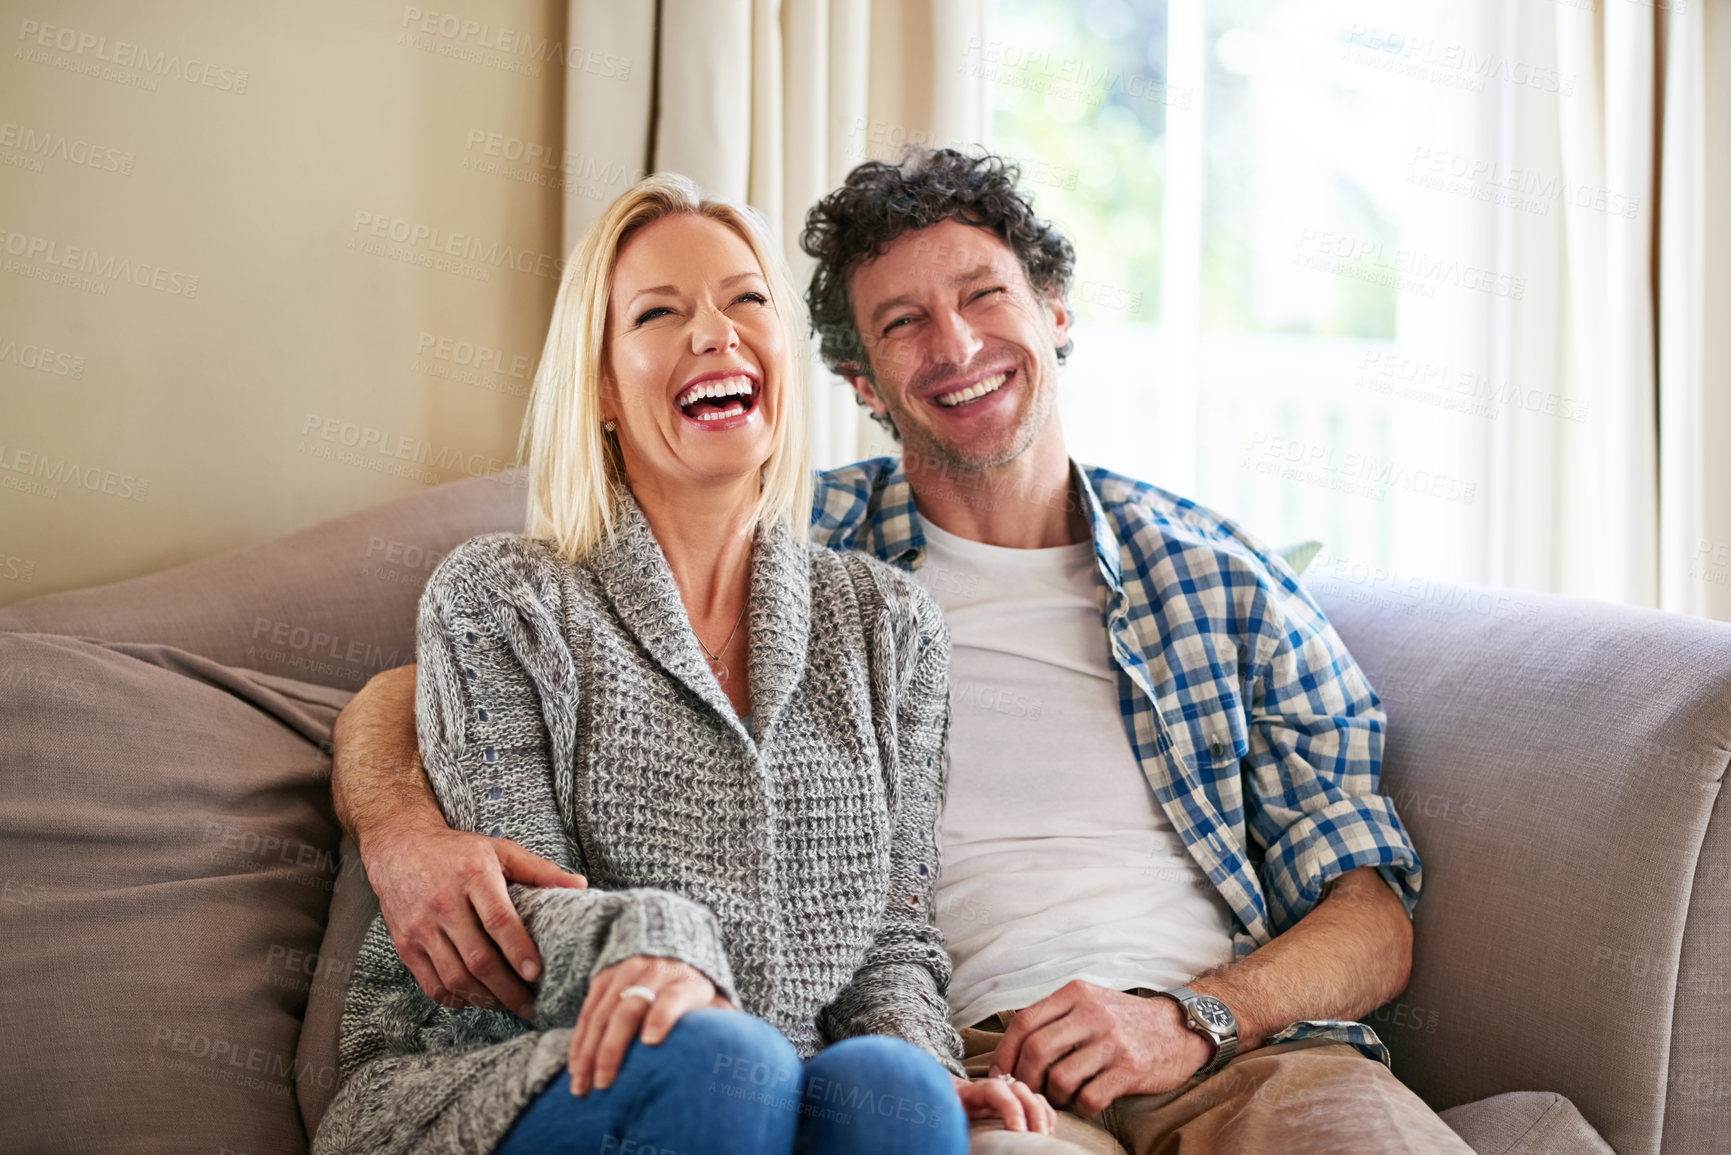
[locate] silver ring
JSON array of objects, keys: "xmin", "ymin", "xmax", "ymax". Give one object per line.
[
  {"xmin": 994, "ymin": 1072, "xmax": 1018, "ymax": 1085},
  {"xmin": 619, "ymin": 985, "xmax": 658, "ymax": 1003}
]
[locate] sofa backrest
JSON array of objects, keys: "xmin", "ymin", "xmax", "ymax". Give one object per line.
[
  {"xmin": 1308, "ymin": 574, "xmax": 1731, "ymax": 1155},
  {"xmin": 0, "ymin": 470, "xmax": 529, "ymax": 691}
]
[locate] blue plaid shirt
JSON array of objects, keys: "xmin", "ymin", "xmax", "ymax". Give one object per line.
[{"xmin": 808, "ymin": 456, "xmax": 1422, "ymax": 1065}]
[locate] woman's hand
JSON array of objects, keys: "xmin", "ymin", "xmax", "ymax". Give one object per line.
[
  {"xmin": 952, "ymin": 1072, "xmax": 1057, "ymax": 1135},
  {"xmin": 568, "ymin": 955, "xmax": 732, "ymax": 1096}
]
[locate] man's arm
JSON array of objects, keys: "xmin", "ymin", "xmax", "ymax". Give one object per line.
[
  {"xmin": 994, "ymin": 561, "xmax": 1418, "ymax": 1116},
  {"xmin": 1191, "ymin": 866, "xmax": 1412, "ymax": 1047},
  {"xmin": 330, "ymin": 664, "xmax": 586, "ymax": 1019},
  {"xmin": 990, "ymin": 866, "xmax": 1410, "ymax": 1115},
  {"xmin": 330, "ymin": 665, "xmax": 440, "ymax": 852}
]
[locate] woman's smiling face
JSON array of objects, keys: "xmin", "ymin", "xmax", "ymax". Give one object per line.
[{"xmin": 602, "ymin": 213, "xmax": 786, "ymax": 500}]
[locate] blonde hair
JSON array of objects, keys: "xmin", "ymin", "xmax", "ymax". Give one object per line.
[{"xmin": 517, "ymin": 173, "xmax": 813, "ymax": 562}]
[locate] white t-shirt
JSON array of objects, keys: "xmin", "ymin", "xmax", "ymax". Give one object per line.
[{"xmin": 915, "ymin": 518, "xmax": 1237, "ymax": 1029}]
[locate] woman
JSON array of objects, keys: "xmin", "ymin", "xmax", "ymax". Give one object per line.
[{"xmin": 312, "ymin": 175, "xmax": 1052, "ymax": 1155}]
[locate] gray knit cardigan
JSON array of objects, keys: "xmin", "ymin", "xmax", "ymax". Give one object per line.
[{"xmin": 311, "ymin": 492, "xmax": 963, "ymax": 1155}]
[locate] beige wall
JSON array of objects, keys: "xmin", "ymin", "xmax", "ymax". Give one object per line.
[{"xmin": 0, "ymin": 0, "xmax": 567, "ymax": 606}]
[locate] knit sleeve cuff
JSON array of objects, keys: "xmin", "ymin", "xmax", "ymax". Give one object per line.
[
  {"xmin": 593, "ymin": 888, "xmax": 737, "ymax": 1003},
  {"xmin": 514, "ymin": 885, "xmax": 737, "ymax": 1030},
  {"xmin": 821, "ymin": 960, "xmax": 966, "ymax": 1079}
]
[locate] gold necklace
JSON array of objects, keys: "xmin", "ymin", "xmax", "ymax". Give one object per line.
[{"xmin": 696, "ymin": 599, "xmax": 749, "ymax": 684}]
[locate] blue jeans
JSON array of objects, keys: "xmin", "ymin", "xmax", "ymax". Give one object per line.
[{"xmin": 495, "ymin": 1008, "xmax": 966, "ymax": 1155}]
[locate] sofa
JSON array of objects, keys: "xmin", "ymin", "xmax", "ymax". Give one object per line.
[{"xmin": 2, "ymin": 468, "xmax": 1725, "ymax": 1154}]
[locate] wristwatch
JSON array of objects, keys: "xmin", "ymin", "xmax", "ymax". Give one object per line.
[{"xmin": 1154, "ymin": 986, "xmax": 1238, "ymax": 1077}]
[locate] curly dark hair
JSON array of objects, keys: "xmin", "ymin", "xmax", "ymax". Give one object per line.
[{"xmin": 800, "ymin": 147, "xmax": 1076, "ymax": 438}]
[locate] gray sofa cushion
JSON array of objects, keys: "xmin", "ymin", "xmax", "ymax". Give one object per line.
[
  {"xmin": 1310, "ymin": 575, "xmax": 1731, "ymax": 1155},
  {"xmin": 0, "ymin": 633, "xmax": 350, "ymax": 1154},
  {"xmin": 1441, "ymin": 1091, "xmax": 1614, "ymax": 1155}
]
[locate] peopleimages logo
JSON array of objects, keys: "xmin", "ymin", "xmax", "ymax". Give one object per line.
[
  {"xmin": 1341, "ymin": 24, "xmax": 1575, "ymax": 96},
  {"xmin": 15, "ymin": 19, "xmax": 250, "ymax": 93},
  {"xmin": 0, "ymin": 441, "xmax": 149, "ymax": 501},
  {"xmin": 1353, "ymin": 350, "xmax": 1590, "ymax": 424},
  {"xmin": 349, "ymin": 211, "xmax": 564, "ymax": 281},
  {"xmin": 1406, "ymin": 145, "xmax": 1639, "ymax": 220},
  {"xmin": 0, "ymin": 336, "xmax": 84, "ymax": 378},
  {"xmin": 298, "ymin": 412, "xmax": 521, "ymax": 480},
  {"xmin": 1293, "ymin": 227, "xmax": 1525, "ymax": 300},
  {"xmin": 1242, "ymin": 431, "xmax": 1478, "ymax": 506},
  {"xmin": 0, "ymin": 227, "xmax": 199, "ymax": 297},
  {"xmin": 462, "ymin": 129, "xmax": 644, "ymax": 185},
  {"xmin": 959, "ymin": 36, "xmax": 1192, "ymax": 109},
  {"xmin": 398, "ymin": 6, "xmax": 632, "ymax": 79},
  {"xmin": 148, "ymin": 1024, "xmax": 335, "ymax": 1092},
  {"xmin": 0, "ymin": 121, "xmax": 134, "ymax": 174}
]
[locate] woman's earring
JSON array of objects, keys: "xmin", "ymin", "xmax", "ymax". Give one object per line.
[{"xmin": 602, "ymin": 419, "xmax": 617, "ymax": 433}]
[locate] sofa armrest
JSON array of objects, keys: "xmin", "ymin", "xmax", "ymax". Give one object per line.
[{"xmin": 1307, "ymin": 576, "xmax": 1731, "ymax": 1155}]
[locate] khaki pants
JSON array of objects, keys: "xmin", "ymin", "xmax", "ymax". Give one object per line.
[{"xmin": 961, "ymin": 1021, "xmax": 1473, "ymax": 1155}]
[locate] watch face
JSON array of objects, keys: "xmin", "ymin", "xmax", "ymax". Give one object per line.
[{"xmin": 1193, "ymin": 996, "xmax": 1234, "ymax": 1032}]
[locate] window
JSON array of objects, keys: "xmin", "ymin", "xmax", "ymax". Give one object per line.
[{"xmin": 986, "ymin": 0, "xmax": 1497, "ymax": 586}]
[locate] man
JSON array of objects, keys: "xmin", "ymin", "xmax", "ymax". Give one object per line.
[{"xmin": 331, "ymin": 149, "xmax": 1467, "ymax": 1153}]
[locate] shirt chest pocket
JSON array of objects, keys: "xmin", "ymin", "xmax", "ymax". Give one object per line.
[{"xmin": 1167, "ymin": 691, "xmax": 1249, "ymax": 780}]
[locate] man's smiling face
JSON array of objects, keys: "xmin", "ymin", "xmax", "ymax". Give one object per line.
[{"xmin": 844, "ymin": 218, "xmax": 1071, "ymax": 472}]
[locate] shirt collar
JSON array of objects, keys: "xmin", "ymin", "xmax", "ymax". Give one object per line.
[
  {"xmin": 1071, "ymin": 460, "xmax": 1124, "ymax": 592},
  {"xmin": 862, "ymin": 457, "xmax": 924, "ymax": 569},
  {"xmin": 867, "ymin": 456, "xmax": 1124, "ymax": 592}
]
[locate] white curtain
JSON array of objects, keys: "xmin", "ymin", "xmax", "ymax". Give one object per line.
[
  {"xmin": 1490, "ymin": 1, "xmax": 1731, "ymax": 619},
  {"xmin": 1656, "ymin": 5, "xmax": 1731, "ymax": 619},
  {"xmin": 560, "ymin": 0, "xmax": 990, "ymax": 470}
]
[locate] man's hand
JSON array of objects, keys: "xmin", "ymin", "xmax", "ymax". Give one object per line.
[
  {"xmin": 366, "ymin": 818, "xmax": 586, "ymax": 1020},
  {"xmin": 989, "ymin": 981, "xmax": 1212, "ymax": 1117},
  {"xmin": 330, "ymin": 664, "xmax": 589, "ymax": 1018}
]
